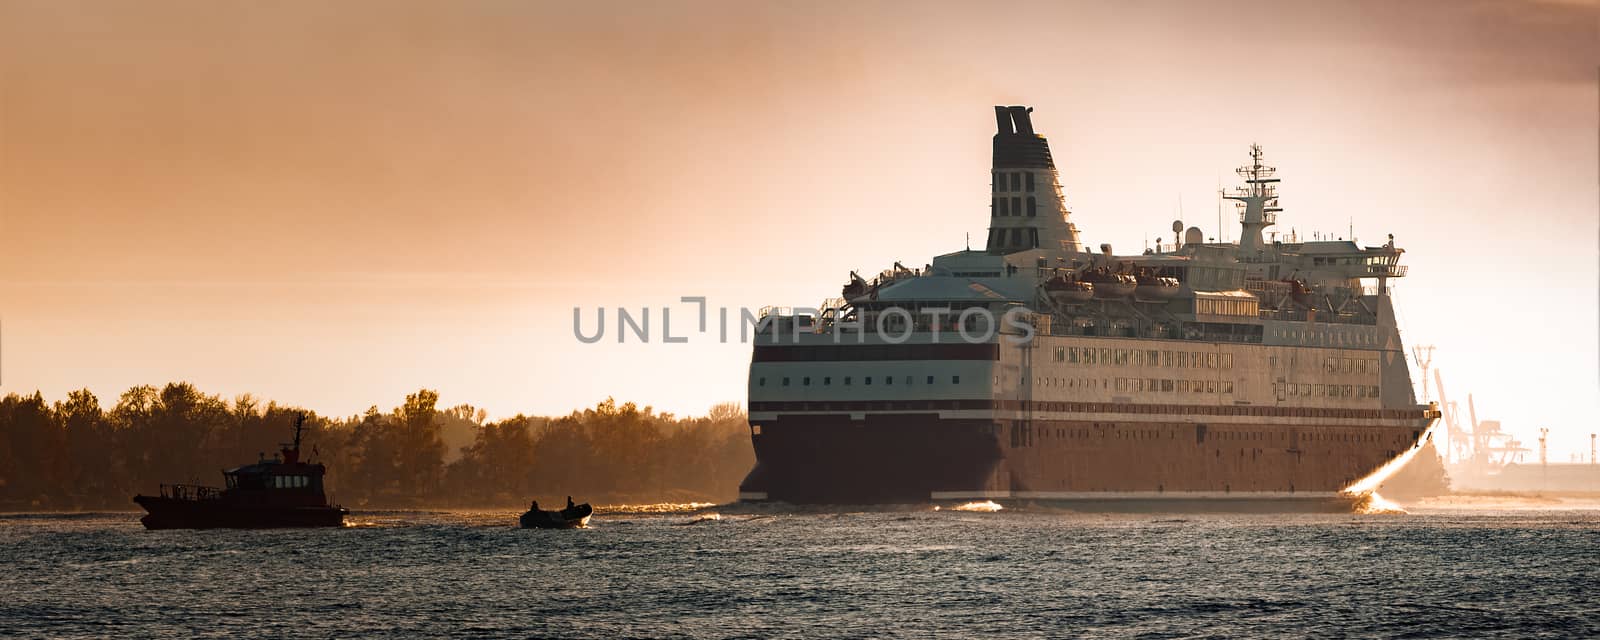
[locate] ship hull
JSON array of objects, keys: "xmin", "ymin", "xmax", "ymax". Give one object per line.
[
  {"xmin": 740, "ymin": 414, "xmax": 1005, "ymax": 504},
  {"xmin": 133, "ymin": 496, "xmax": 347, "ymax": 529},
  {"xmin": 739, "ymin": 412, "xmax": 1426, "ymax": 507}
]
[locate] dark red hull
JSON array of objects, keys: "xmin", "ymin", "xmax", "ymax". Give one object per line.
[
  {"xmin": 741, "ymin": 414, "xmax": 1004, "ymax": 503},
  {"xmin": 740, "ymin": 412, "xmax": 1424, "ymax": 506},
  {"xmin": 134, "ymin": 496, "xmax": 347, "ymax": 529}
]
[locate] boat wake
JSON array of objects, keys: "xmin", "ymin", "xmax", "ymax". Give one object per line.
[
  {"xmin": 1350, "ymin": 491, "xmax": 1409, "ymax": 514},
  {"xmin": 1340, "ymin": 420, "xmax": 1443, "ymax": 514},
  {"xmin": 676, "ymin": 513, "xmax": 724, "ymax": 525},
  {"xmin": 945, "ymin": 500, "xmax": 1003, "ymax": 513}
]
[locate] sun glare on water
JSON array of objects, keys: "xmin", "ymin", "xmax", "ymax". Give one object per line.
[
  {"xmin": 1350, "ymin": 492, "xmax": 1409, "ymax": 514},
  {"xmin": 948, "ymin": 500, "xmax": 1003, "ymax": 512}
]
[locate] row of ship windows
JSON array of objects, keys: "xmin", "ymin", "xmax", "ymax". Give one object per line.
[
  {"xmin": 275, "ymin": 476, "xmax": 311, "ymax": 489},
  {"xmin": 992, "ymin": 196, "xmax": 1038, "ymax": 217},
  {"xmin": 987, "ymin": 226, "xmax": 1040, "ymax": 249},
  {"xmin": 1044, "ymin": 377, "xmax": 1237, "ymax": 394},
  {"xmin": 1268, "ymin": 355, "xmax": 1381, "ymax": 375},
  {"xmin": 1023, "ymin": 376, "xmax": 1383, "ymax": 400},
  {"xmin": 1272, "ymin": 327, "xmax": 1383, "ymax": 347},
  {"xmin": 1276, "ymin": 382, "xmax": 1381, "ymax": 399},
  {"xmin": 1052, "ymin": 347, "xmax": 1235, "ymax": 370},
  {"xmin": 1054, "ymin": 348, "xmax": 1382, "ymax": 376},
  {"xmin": 759, "ymin": 375, "xmax": 963, "ymax": 388},
  {"xmin": 1314, "ymin": 255, "xmax": 1397, "ymax": 266},
  {"xmin": 1006, "ymin": 422, "xmax": 1401, "ymax": 448},
  {"xmin": 1195, "ymin": 298, "xmax": 1259, "ymax": 317},
  {"xmin": 993, "ymin": 171, "xmax": 1036, "ymax": 193},
  {"xmin": 227, "ymin": 475, "xmax": 312, "ymax": 490}
]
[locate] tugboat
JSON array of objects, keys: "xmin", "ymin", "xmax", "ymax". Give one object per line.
[
  {"xmin": 133, "ymin": 415, "xmax": 347, "ymax": 529},
  {"xmin": 520, "ymin": 497, "xmax": 593, "ymax": 529}
]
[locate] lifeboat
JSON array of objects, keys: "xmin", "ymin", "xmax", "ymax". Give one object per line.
[
  {"xmin": 1043, "ymin": 273, "xmax": 1094, "ymax": 304},
  {"xmin": 1133, "ymin": 270, "xmax": 1180, "ymax": 300},
  {"xmin": 1081, "ymin": 268, "xmax": 1137, "ymax": 299}
]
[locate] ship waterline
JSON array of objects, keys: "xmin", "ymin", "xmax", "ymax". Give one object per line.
[{"xmin": 740, "ymin": 106, "xmax": 1437, "ymax": 505}]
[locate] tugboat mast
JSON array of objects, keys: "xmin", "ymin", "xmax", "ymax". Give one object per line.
[{"xmin": 282, "ymin": 413, "xmax": 306, "ymax": 465}]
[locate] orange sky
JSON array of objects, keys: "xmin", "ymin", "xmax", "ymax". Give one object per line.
[{"xmin": 2, "ymin": 0, "xmax": 1597, "ymax": 457}]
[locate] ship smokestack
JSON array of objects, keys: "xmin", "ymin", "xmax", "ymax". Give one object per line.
[
  {"xmin": 984, "ymin": 105, "xmax": 1081, "ymax": 256},
  {"xmin": 1010, "ymin": 106, "xmax": 1034, "ymax": 135}
]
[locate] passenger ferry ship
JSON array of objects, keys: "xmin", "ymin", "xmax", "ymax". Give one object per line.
[{"xmin": 740, "ymin": 106, "xmax": 1439, "ymax": 506}]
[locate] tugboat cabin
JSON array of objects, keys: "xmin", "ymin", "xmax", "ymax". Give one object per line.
[{"xmin": 216, "ymin": 448, "xmax": 331, "ymax": 507}]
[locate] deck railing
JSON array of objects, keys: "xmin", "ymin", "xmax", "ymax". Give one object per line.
[{"xmin": 160, "ymin": 484, "xmax": 223, "ymax": 501}]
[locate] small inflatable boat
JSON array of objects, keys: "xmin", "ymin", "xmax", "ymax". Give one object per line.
[{"xmin": 519, "ymin": 500, "xmax": 593, "ymax": 529}]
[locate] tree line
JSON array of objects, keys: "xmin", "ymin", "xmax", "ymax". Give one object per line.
[{"xmin": 0, "ymin": 383, "xmax": 754, "ymax": 510}]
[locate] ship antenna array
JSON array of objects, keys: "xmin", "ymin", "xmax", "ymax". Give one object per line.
[{"xmin": 291, "ymin": 413, "xmax": 306, "ymax": 453}]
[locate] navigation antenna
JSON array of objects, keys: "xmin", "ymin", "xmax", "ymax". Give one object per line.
[{"xmin": 1222, "ymin": 144, "xmax": 1280, "ymax": 256}]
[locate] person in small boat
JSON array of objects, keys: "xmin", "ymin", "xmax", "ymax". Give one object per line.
[
  {"xmin": 529, "ymin": 501, "xmax": 539, "ymax": 512},
  {"xmin": 566, "ymin": 496, "xmax": 575, "ymax": 509}
]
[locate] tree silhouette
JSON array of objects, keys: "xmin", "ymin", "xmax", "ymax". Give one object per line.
[{"xmin": 0, "ymin": 384, "xmax": 754, "ymax": 510}]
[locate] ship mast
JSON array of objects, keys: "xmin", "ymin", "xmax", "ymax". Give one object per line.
[
  {"xmin": 281, "ymin": 413, "xmax": 306, "ymax": 465},
  {"xmin": 1223, "ymin": 144, "xmax": 1280, "ymax": 257}
]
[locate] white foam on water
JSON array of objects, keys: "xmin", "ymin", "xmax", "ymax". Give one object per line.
[
  {"xmin": 1341, "ymin": 420, "xmax": 1443, "ymax": 514},
  {"xmin": 1351, "ymin": 491, "xmax": 1409, "ymax": 514}
]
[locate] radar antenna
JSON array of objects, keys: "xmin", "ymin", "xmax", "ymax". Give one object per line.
[{"xmin": 1223, "ymin": 143, "xmax": 1281, "ymax": 256}]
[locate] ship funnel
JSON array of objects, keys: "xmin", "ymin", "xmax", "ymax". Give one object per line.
[
  {"xmin": 1010, "ymin": 106, "xmax": 1034, "ymax": 135},
  {"xmin": 984, "ymin": 106, "xmax": 1081, "ymax": 256},
  {"xmin": 992, "ymin": 105, "xmax": 1036, "ymax": 135}
]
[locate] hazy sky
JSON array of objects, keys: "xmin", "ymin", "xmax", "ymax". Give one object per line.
[{"xmin": 2, "ymin": 0, "xmax": 1596, "ymax": 457}]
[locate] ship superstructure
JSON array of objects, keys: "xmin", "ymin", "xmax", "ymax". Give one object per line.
[{"xmin": 739, "ymin": 106, "xmax": 1439, "ymax": 505}]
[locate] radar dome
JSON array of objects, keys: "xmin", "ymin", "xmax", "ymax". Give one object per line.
[{"xmin": 1184, "ymin": 227, "xmax": 1205, "ymax": 246}]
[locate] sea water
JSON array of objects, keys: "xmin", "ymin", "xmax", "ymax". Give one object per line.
[{"xmin": 1, "ymin": 505, "xmax": 1596, "ymax": 638}]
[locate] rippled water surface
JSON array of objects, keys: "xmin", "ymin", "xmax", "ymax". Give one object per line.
[{"xmin": 3, "ymin": 505, "xmax": 1597, "ymax": 638}]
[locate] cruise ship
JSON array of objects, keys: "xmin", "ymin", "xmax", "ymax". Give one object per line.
[{"xmin": 739, "ymin": 106, "xmax": 1439, "ymax": 507}]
